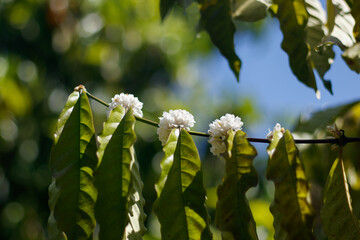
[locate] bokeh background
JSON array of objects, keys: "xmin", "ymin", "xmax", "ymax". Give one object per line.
[{"xmin": 0, "ymin": 0, "xmax": 359, "ymax": 239}]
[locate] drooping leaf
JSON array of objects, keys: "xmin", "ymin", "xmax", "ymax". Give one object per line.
[
  {"xmin": 273, "ymin": 0, "xmax": 317, "ymax": 92},
  {"xmin": 94, "ymin": 106, "xmax": 136, "ymax": 239},
  {"xmin": 305, "ymin": 0, "xmax": 335, "ymax": 94},
  {"xmin": 231, "ymin": 0, "xmax": 269, "ymax": 22},
  {"xmin": 48, "ymin": 89, "xmax": 98, "ymax": 239},
  {"xmin": 266, "ymin": 130, "xmax": 314, "ymax": 240},
  {"xmin": 155, "ymin": 129, "xmax": 179, "ymax": 197},
  {"xmin": 153, "ymin": 129, "xmax": 212, "ymax": 240},
  {"xmin": 124, "ymin": 153, "xmax": 147, "ymax": 239},
  {"xmin": 350, "ymin": 0, "xmax": 360, "ymax": 42},
  {"xmin": 215, "ymin": 130, "xmax": 259, "ymax": 240},
  {"xmin": 324, "ymin": 0, "xmax": 355, "ymax": 50},
  {"xmin": 294, "ymin": 100, "xmax": 360, "ymax": 133},
  {"xmin": 160, "ymin": 0, "xmax": 194, "ymax": 20},
  {"xmin": 321, "ymin": 158, "xmax": 360, "ymax": 239},
  {"xmin": 198, "ymin": 0, "xmax": 241, "ymax": 80},
  {"xmin": 342, "ymin": 42, "xmax": 360, "ymax": 73}
]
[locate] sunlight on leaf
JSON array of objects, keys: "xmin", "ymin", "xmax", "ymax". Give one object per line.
[
  {"xmin": 94, "ymin": 106, "xmax": 138, "ymax": 239},
  {"xmin": 321, "ymin": 158, "xmax": 360, "ymax": 239},
  {"xmin": 342, "ymin": 42, "xmax": 360, "ymax": 73},
  {"xmin": 48, "ymin": 90, "xmax": 97, "ymax": 239},
  {"xmin": 231, "ymin": 0, "xmax": 269, "ymax": 22},
  {"xmin": 153, "ymin": 130, "xmax": 212, "ymax": 240}
]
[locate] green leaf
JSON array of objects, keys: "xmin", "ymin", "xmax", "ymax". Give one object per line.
[
  {"xmin": 266, "ymin": 130, "xmax": 314, "ymax": 240},
  {"xmin": 153, "ymin": 129, "xmax": 212, "ymax": 240},
  {"xmin": 94, "ymin": 106, "xmax": 136, "ymax": 239},
  {"xmin": 215, "ymin": 130, "xmax": 259, "ymax": 240},
  {"xmin": 231, "ymin": 0, "xmax": 269, "ymax": 22},
  {"xmin": 160, "ymin": 0, "xmax": 194, "ymax": 20},
  {"xmin": 155, "ymin": 129, "xmax": 179, "ymax": 197},
  {"xmin": 342, "ymin": 42, "xmax": 360, "ymax": 73},
  {"xmin": 294, "ymin": 100, "xmax": 360, "ymax": 133},
  {"xmin": 350, "ymin": 0, "xmax": 360, "ymax": 42},
  {"xmin": 321, "ymin": 158, "xmax": 360, "ymax": 239},
  {"xmin": 274, "ymin": 0, "xmax": 317, "ymax": 92},
  {"xmin": 324, "ymin": 0, "xmax": 355, "ymax": 50},
  {"xmin": 48, "ymin": 90, "xmax": 98, "ymax": 239},
  {"xmin": 198, "ymin": 0, "xmax": 241, "ymax": 80},
  {"xmin": 305, "ymin": 0, "xmax": 335, "ymax": 94},
  {"xmin": 124, "ymin": 153, "xmax": 147, "ymax": 239}
]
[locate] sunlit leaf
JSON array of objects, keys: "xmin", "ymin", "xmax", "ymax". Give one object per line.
[
  {"xmin": 324, "ymin": 0, "xmax": 355, "ymax": 50},
  {"xmin": 155, "ymin": 129, "xmax": 179, "ymax": 197},
  {"xmin": 305, "ymin": 0, "xmax": 335, "ymax": 94},
  {"xmin": 160, "ymin": 0, "xmax": 195, "ymax": 20},
  {"xmin": 294, "ymin": 100, "xmax": 360, "ymax": 133},
  {"xmin": 342, "ymin": 42, "xmax": 360, "ymax": 73},
  {"xmin": 231, "ymin": 0, "xmax": 269, "ymax": 22},
  {"xmin": 48, "ymin": 90, "xmax": 98, "ymax": 239},
  {"xmin": 274, "ymin": 0, "xmax": 317, "ymax": 92},
  {"xmin": 94, "ymin": 106, "xmax": 136, "ymax": 239},
  {"xmin": 321, "ymin": 157, "xmax": 360, "ymax": 239},
  {"xmin": 215, "ymin": 130, "xmax": 259, "ymax": 240},
  {"xmin": 266, "ymin": 130, "xmax": 314, "ymax": 240},
  {"xmin": 198, "ymin": 0, "xmax": 241, "ymax": 80},
  {"xmin": 124, "ymin": 153, "xmax": 147, "ymax": 239},
  {"xmin": 153, "ymin": 129, "xmax": 212, "ymax": 240}
]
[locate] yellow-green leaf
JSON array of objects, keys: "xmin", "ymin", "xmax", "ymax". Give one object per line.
[
  {"xmin": 321, "ymin": 158, "xmax": 360, "ymax": 240},
  {"xmin": 266, "ymin": 130, "xmax": 314, "ymax": 240},
  {"xmin": 215, "ymin": 130, "xmax": 259, "ymax": 240},
  {"xmin": 94, "ymin": 106, "xmax": 137, "ymax": 239}
]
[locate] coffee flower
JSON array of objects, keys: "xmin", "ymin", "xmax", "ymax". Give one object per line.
[
  {"xmin": 266, "ymin": 123, "xmax": 285, "ymax": 141},
  {"xmin": 108, "ymin": 93, "xmax": 143, "ymax": 118},
  {"xmin": 208, "ymin": 114, "xmax": 244, "ymax": 156},
  {"xmin": 157, "ymin": 109, "xmax": 195, "ymax": 146}
]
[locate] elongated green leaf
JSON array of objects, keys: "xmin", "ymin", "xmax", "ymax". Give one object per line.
[
  {"xmin": 266, "ymin": 130, "xmax": 314, "ymax": 240},
  {"xmin": 94, "ymin": 106, "xmax": 136, "ymax": 239},
  {"xmin": 274, "ymin": 0, "xmax": 317, "ymax": 92},
  {"xmin": 231, "ymin": 0, "xmax": 269, "ymax": 22},
  {"xmin": 342, "ymin": 42, "xmax": 360, "ymax": 73},
  {"xmin": 305, "ymin": 0, "xmax": 335, "ymax": 94},
  {"xmin": 48, "ymin": 90, "xmax": 98, "ymax": 239},
  {"xmin": 198, "ymin": 0, "xmax": 241, "ymax": 80},
  {"xmin": 294, "ymin": 100, "xmax": 360, "ymax": 133},
  {"xmin": 160, "ymin": 0, "xmax": 194, "ymax": 20},
  {"xmin": 124, "ymin": 153, "xmax": 147, "ymax": 239},
  {"xmin": 155, "ymin": 129, "xmax": 179, "ymax": 197},
  {"xmin": 154, "ymin": 129, "xmax": 212, "ymax": 240},
  {"xmin": 215, "ymin": 130, "xmax": 258, "ymax": 240},
  {"xmin": 321, "ymin": 158, "xmax": 360, "ymax": 239}
]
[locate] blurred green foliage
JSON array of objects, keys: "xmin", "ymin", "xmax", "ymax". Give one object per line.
[{"xmin": 0, "ymin": 0, "xmax": 265, "ymax": 239}]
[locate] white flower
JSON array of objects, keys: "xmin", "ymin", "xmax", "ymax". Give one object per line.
[
  {"xmin": 208, "ymin": 114, "xmax": 244, "ymax": 156},
  {"xmin": 108, "ymin": 93, "xmax": 143, "ymax": 118},
  {"xmin": 266, "ymin": 123, "xmax": 285, "ymax": 141},
  {"xmin": 157, "ymin": 109, "xmax": 195, "ymax": 145}
]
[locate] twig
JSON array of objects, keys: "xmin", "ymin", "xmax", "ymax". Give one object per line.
[{"xmin": 86, "ymin": 91, "xmax": 360, "ymax": 146}]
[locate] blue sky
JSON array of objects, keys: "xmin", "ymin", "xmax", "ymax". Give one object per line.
[{"xmin": 200, "ymin": 16, "xmax": 359, "ymax": 138}]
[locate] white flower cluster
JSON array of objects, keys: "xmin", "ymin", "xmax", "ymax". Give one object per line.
[
  {"xmin": 208, "ymin": 114, "xmax": 244, "ymax": 156},
  {"xmin": 108, "ymin": 93, "xmax": 143, "ymax": 118},
  {"xmin": 266, "ymin": 123, "xmax": 285, "ymax": 141},
  {"xmin": 157, "ymin": 109, "xmax": 195, "ymax": 145}
]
